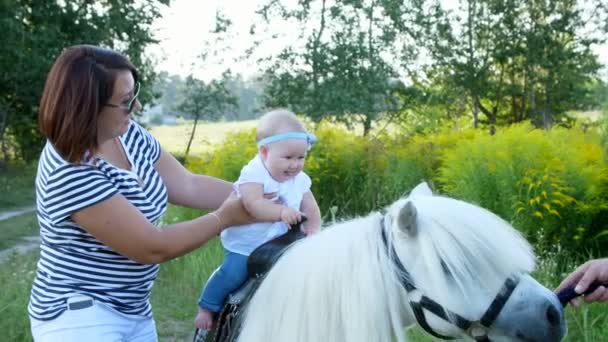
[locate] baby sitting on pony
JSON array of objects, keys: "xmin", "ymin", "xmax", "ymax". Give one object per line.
[{"xmin": 194, "ymin": 109, "xmax": 322, "ymax": 331}]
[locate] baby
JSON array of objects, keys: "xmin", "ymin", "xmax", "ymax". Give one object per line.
[{"xmin": 195, "ymin": 109, "xmax": 322, "ymax": 330}]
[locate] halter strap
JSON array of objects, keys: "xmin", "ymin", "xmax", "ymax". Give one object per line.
[{"xmin": 379, "ymin": 213, "xmax": 518, "ymax": 341}]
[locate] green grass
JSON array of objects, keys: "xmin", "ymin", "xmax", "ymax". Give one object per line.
[
  {"xmin": 0, "ymin": 212, "xmax": 38, "ymax": 250},
  {"xmin": 0, "ymin": 164, "xmax": 36, "ymax": 210},
  {"xmin": 153, "ymin": 205, "xmax": 224, "ymax": 341},
  {"xmin": 2, "ymin": 206, "xmax": 606, "ymax": 341},
  {"xmin": 1, "ymin": 249, "xmax": 38, "ymax": 342}
]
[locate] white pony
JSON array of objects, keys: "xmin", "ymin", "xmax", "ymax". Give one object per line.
[{"xmin": 236, "ymin": 183, "xmax": 566, "ymax": 342}]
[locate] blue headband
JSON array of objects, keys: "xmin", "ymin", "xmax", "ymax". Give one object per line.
[{"xmin": 257, "ymin": 131, "xmax": 317, "ymax": 149}]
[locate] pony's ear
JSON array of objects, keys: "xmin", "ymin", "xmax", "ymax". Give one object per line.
[
  {"xmin": 410, "ymin": 182, "xmax": 433, "ymax": 197},
  {"xmin": 397, "ymin": 201, "xmax": 418, "ymax": 237}
]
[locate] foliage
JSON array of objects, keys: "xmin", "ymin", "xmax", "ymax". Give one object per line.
[
  {"xmin": 1, "ymin": 250, "xmax": 37, "ymax": 342},
  {"xmin": 186, "ymin": 129, "xmax": 258, "ymax": 182},
  {"xmin": 176, "ymin": 73, "xmax": 237, "ymax": 158},
  {"xmin": 383, "ymin": 123, "xmax": 482, "ymax": 198},
  {"xmin": 243, "ymin": 0, "xmax": 607, "ymax": 134},
  {"xmin": 394, "ymin": 0, "xmax": 607, "ymax": 132},
  {"xmin": 438, "ymin": 123, "xmax": 608, "ymax": 254},
  {"xmin": 0, "ymin": 213, "xmax": 38, "ymax": 250},
  {"xmin": 0, "ymin": 163, "xmax": 36, "ymax": 209},
  {"xmin": 253, "ymin": 0, "xmax": 418, "ymax": 135},
  {"xmin": 185, "ymin": 119, "xmax": 608, "ymax": 255},
  {"xmin": 154, "ymin": 71, "xmax": 263, "ymax": 122},
  {"xmin": 0, "ymin": 0, "xmax": 169, "ymax": 162}
]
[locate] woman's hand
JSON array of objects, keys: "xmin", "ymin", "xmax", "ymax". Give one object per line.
[
  {"xmin": 213, "ymin": 192, "xmax": 255, "ymax": 229},
  {"xmin": 555, "ymin": 258, "xmax": 608, "ymax": 306}
]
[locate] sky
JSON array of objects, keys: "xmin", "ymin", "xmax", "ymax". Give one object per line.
[
  {"xmin": 147, "ymin": 0, "xmax": 287, "ymax": 81},
  {"xmin": 147, "ymin": 0, "xmax": 608, "ymax": 81}
]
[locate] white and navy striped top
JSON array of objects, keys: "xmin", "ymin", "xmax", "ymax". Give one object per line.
[{"xmin": 28, "ymin": 121, "xmax": 168, "ymax": 321}]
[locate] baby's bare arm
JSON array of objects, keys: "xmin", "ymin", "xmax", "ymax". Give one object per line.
[
  {"xmin": 239, "ymin": 183, "xmax": 284, "ymax": 221},
  {"xmin": 300, "ymin": 191, "xmax": 322, "ymax": 234}
]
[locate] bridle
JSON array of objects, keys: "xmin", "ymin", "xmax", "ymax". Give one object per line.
[{"xmin": 379, "ymin": 213, "xmax": 519, "ymax": 342}]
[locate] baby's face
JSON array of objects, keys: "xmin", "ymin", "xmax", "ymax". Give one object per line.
[{"xmin": 261, "ymin": 138, "xmax": 308, "ymax": 182}]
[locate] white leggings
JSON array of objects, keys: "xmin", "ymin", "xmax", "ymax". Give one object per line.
[{"xmin": 30, "ymin": 298, "xmax": 157, "ymax": 342}]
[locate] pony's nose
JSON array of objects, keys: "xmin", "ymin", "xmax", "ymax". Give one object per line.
[
  {"xmin": 546, "ymin": 303, "xmax": 561, "ymax": 327},
  {"xmin": 540, "ymin": 298, "xmax": 567, "ymax": 341}
]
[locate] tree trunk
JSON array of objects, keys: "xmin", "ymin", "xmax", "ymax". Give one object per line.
[
  {"xmin": 529, "ymin": 87, "xmax": 538, "ymax": 127},
  {"xmin": 489, "ymin": 112, "xmax": 496, "ymax": 135},
  {"xmin": 542, "ymin": 78, "xmax": 553, "ymax": 130},
  {"xmin": 363, "ymin": 115, "xmax": 372, "ymax": 136},
  {"xmin": 310, "ymin": 0, "xmax": 327, "ymax": 120},
  {"xmin": 185, "ymin": 114, "xmax": 200, "ymax": 161},
  {"xmin": 472, "ymin": 95, "xmax": 479, "ymax": 128},
  {"xmin": 0, "ymin": 105, "xmax": 10, "ymax": 168}
]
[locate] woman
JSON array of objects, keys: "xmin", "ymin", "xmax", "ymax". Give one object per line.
[{"xmin": 28, "ymin": 44, "xmax": 254, "ymax": 341}]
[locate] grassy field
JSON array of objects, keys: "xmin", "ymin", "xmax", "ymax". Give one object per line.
[
  {"xmin": 2, "ymin": 118, "xmax": 607, "ymax": 341},
  {"xmin": 0, "ymin": 163, "xmax": 38, "ymax": 252},
  {"xmin": 0, "ymin": 212, "xmax": 38, "ymax": 250},
  {"xmin": 148, "ymin": 117, "xmax": 403, "ymax": 158},
  {"xmin": 0, "ymin": 164, "xmax": 36, "ymax": 210},
  {"xmin": 2, "ymin": 204, "xmax": 607, "ymax": 341},
  {"xmin": 150, "ymin": 120, "xmax": 257, "ymax": 156}
]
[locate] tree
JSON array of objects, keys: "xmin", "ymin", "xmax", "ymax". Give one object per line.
[
  {"xmin": 0, "ymin": 0, "xmax": 169, "ymax": 163},
  {"xmin": 176, "ymin": 74, "xmax": 237, "ymax": 159},
  {"xmin": 155, "ymin": 71, "xmax": 186, "ymax": 114},
  {"xmin": 415, "ymin": 0, "xmax": 606, "ymax": 132},
  {"xmin": 253, "ymin": 0, "xmax": 419, "ymax": 135}
]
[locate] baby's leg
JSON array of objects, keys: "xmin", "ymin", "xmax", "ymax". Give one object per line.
[{"xmin": 197, "ymin": 251, "xmax": 249, "ymax": 330}]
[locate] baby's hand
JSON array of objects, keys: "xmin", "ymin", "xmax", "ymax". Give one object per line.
[
  {"xmin": 195, "ymin": 307, "xmax": 214, "ymax": 330},
  {"xmin": 280, "ymin": 207, "xmax": 301, "ymax": 226},
  {"xmin": 303, "ymin": 224, "xmax": 320, "ymax": 236}
]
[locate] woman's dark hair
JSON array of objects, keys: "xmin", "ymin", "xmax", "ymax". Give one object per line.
[{"xmin": 39, "ymin": 44, "xmax": 139, "ymax": 163}]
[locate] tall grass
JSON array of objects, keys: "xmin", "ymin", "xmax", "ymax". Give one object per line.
[
  {"xmin": 0, "ymin": 212, "xmax": 38, "ymax": 250},
  {"xmin": 1, "ymin": 250, "xmax": 38, "ymax": 342},
  {"xmin": 1, "ymin": 213, "xmax": 606, "ymax": 341},
  {"xmin": 153, "ymin": 205, "xmax": 225, "ymax": 341},
  {"xmin": 0, "ymin": 163, "xmax": 36, "ymax": 210},
  {"xmin": 437, "ymin": 123, "xmax": 608, "ymax": 255}
]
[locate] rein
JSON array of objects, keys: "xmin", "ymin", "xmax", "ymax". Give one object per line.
[{"xmin": 379, "ymin": 213, "xmax": 519, "ymax": 342}]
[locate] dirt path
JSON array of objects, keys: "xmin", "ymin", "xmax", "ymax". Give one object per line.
[
  {"xmin": 0, "ymin": 236, "xmax": 39, "ymax": 262},
  {"xmin": 0, "ymin": 206, "xmax": 38, "ymax": 262},
  {"xmin": 0, "ymin": 205, "xmax": 36, "ymax": 221}
]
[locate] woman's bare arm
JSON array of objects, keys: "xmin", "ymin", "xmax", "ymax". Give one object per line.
[{"xmin": 72, "ymin": 192, "xmax": 251, "ymax": 264}]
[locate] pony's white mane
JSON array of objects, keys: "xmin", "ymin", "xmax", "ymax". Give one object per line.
[{"xmin": 236, "ymin": 184, "xmax": 535, "ymax": 342}]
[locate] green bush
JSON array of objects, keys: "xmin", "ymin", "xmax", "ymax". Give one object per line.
[
  {"xmin": 437, "ymin": 123, "xmax": 608, "ymax": 254},
  {"xmin": 184, "ymin": 120, "xmax": 608, "ymax": 255}
]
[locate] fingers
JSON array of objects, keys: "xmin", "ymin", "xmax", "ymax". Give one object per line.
[
  {"xmin": 195, "ymin": 309, "xmax": 214, "ymax": 330},
  {"xmin": 570, "ymin": 297, "xmax": 582, "ymax": 307},
  {"xmin": 575, "ymin": 264, "xmax": 599, "ymax": 294},
  {"xmin": 555, "ymin": 263, "xmax": 588, "ymax": 293},
  {"xmin": 280, "ymin": 207, "xmax": 302, "ymax": 225},
  {"xmin": 216, "ymin": 196, "xmax": 252, "ymax": 227},
  {"xmin": 556, "ymin": 258, "xmax": 608, "ymax": 305},
  {"xmin": 584, "ymin": 285, "xmax": 608, "ymax": 303}
]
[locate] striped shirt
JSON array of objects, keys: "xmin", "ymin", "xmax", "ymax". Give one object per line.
[{"xmin": 28, "ymin": 121, "xmax": 168, "ymax": 321}]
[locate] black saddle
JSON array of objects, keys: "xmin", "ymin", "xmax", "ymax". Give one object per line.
[
  {"xmin": 247, "ymin": 217, "xmax": 307, "ymax": 278},
  {"xmin": 194, "ymin": 217, "xmax": 308, "ymax": 342}
]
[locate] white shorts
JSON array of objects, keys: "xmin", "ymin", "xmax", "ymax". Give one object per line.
[{"xmin": 30, "ymin": 296, "xmax": 157, "ymax": 342}]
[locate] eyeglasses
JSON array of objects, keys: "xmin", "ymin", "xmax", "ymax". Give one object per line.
[{"xmin": 105, "ymin": 82, "xmax": 140, "ymax": 113}]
